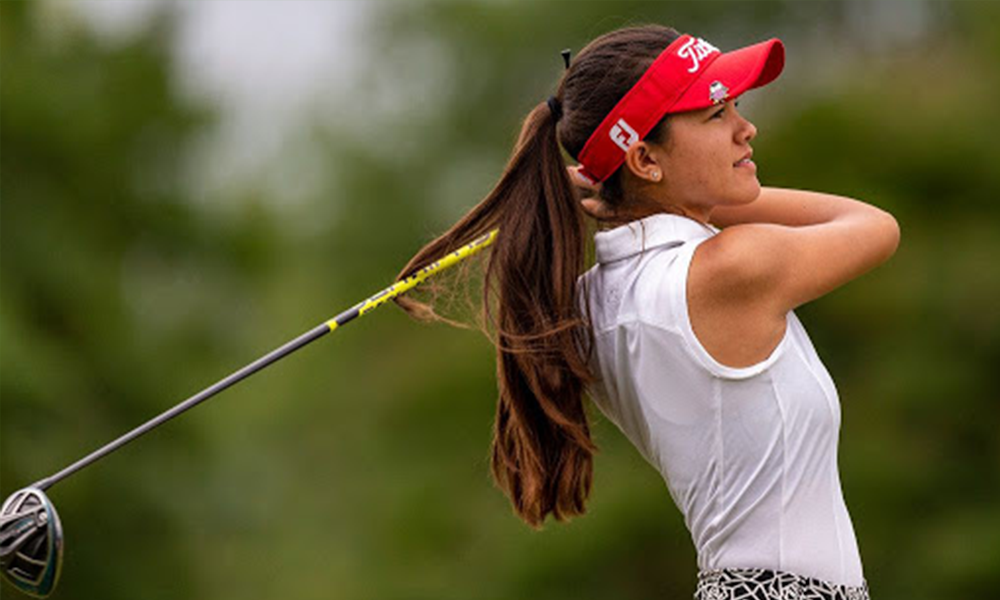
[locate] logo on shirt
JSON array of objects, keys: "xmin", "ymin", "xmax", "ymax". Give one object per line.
[
  {"xmin": 609, "ymin": 118, "xmax": 639, "ymax": 152},
  {"xmin": 677, "ymin": 37, "xmax": 720, "ymax": 73}
]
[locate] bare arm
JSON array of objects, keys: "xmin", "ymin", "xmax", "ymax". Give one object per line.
[
  {"xmin": 710, "ymin": 186, "xmax": 891, "ymax": 229},
  {"xmin": 680, "ymin": 187, "xmax": 901, "ymax": 367},
  {"xmin": 697, "ymin": 187, "xmax": 901, "ymax": 313},
  {"xmin": 567, "ymin": 168, "xmax": 901, "ymax": 306},
  {"xmin": 567, "ymin": 168, "xmax": 901, "ymax": 366}
]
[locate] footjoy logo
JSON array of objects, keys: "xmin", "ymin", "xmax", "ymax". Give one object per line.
[
  {"xmin": 609, "ymin": 118, "xmax": 638, "ymax": 152},
  {"xmin": 677, "ymin": 37, "xmax": 720, "ymax": 73}
]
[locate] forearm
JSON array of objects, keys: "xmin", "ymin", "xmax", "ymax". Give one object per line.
[{"xmin": 709, "ymin": 187, "xmax": 893, "ymax": 229}]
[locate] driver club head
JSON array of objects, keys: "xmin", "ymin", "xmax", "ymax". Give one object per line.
[{"xmin": 0, "ymin": 488, "xmax": 63, "ymax": 598}]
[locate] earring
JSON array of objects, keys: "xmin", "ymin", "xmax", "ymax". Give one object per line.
[{"xmin": 651, "ymin": 170, "xmax": 661, "ymax": 181}]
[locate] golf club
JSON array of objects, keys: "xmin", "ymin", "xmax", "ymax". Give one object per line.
[{"xmin": 0, "ymin": 229, "xmax": 498, "ymax": 598}]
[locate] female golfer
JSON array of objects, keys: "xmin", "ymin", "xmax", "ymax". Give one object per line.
[{"xmin": 395, "ymin": 24, "xmax": 896, "ymax": 600}]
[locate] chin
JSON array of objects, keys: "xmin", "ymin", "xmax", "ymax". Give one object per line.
[{"xmin": 730, "ymin": 180, "xmax": 761, "ymax": 205}]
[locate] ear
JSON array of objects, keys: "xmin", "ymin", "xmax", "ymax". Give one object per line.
[{"xmin": 622, "ymin": 141, "xmax": 663, "ymax": 183}]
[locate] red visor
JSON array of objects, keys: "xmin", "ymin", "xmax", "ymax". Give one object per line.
[{"xmin": 576, "ymin": 34, "xmax": 785, "ymax": 184}]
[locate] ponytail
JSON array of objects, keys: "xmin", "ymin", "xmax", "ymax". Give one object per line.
[{"xmin": 394, "ymin": 99, "xmax": 596, "ymax": 528}]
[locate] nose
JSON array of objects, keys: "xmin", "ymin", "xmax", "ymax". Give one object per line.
[
  {"xmin": 739, "ymin": 116, "xmax": 757, "ymax": 144},
  {"xmin": 730, "ymin": 101, "xmax": 756, "ymax": 143}
]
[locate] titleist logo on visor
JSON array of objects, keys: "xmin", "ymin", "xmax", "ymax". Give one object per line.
[{"xmin": 677, "ymin": 37, "xmax": 720, "ymax": 73}]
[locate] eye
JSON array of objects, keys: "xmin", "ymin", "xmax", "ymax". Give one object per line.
[{"xmin": 711, "ymin": 100, "xmax": 740, "ymax": 120}]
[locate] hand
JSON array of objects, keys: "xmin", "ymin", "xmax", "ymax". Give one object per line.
[{"xmin": 567, "ymin": 166, "xmax": 616, "ymax": 221}]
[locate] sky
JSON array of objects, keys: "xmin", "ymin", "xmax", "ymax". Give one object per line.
[
  {"xmin": 48, "ymin": 0, "xmax": 375, "ymax": 213},
  {"xmin": 43, "ymin": 0, "xmax": 939, "ymax": 219}
]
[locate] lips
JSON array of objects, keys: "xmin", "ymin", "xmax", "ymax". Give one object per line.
[{"xmin": 733, "ymin": 150, "xmax": 753, "ymax": 167}]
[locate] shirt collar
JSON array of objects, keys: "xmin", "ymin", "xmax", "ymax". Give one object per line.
[{"xmin": 594, "ymin": 213, "xmax": 719, "ymax": 264}]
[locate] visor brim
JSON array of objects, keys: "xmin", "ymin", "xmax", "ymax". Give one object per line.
[{"xmin": 672, "ymin": 38, "xmax": 785, "ymax": 113}]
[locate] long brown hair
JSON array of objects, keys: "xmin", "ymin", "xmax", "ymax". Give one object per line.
[{"xmin": 393, "ymin": 24, "xmax": 679, "ymax": 528}]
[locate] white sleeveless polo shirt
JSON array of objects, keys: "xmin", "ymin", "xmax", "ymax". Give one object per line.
[{"xmin": 578, "ymin": 213, "xmax": 865, "ymax": 586}]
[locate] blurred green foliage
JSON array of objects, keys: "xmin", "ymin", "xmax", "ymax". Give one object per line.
[{"xmin": 2, "ymin": 1, "xmax": 998, "ymax": 599}]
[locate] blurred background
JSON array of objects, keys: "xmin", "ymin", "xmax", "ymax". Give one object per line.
[{"xmin": 2, "ymin": 1, "xmax": 998, "ymax": 598}]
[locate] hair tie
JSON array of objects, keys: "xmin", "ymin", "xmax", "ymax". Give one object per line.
[{"xmin": 547, "ymin": 96, "xmax": 562, "ymax": 121}]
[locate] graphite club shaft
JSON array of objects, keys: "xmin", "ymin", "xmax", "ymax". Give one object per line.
[{"xmin": 30, "ymin": 229, "xmax": 498, "ymax": 492}]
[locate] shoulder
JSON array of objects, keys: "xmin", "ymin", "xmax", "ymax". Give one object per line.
[
  {"xmin": 690, "ymin": 224, "xmax": 785, "ymax": 308},
  {"xmin": 686, "ymin": 226, "xmax": 790, "ymax": 367},
  {"xmin": 694, "ymin": 209, "xmax": 899, "ymax": 314}
]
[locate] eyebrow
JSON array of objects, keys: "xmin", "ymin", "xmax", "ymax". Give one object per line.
[
  {"xmin": 706, "ymin": 100, "xmax": 740, "ymax": 119},
  {"xmin": 704, "ymin": 105, "xmax": 726, "ymax": 120}
]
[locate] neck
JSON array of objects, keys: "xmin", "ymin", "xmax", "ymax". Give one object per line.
[{"xmin": 596, "ymin": 205, "xmax": 711, "ymax": 229}]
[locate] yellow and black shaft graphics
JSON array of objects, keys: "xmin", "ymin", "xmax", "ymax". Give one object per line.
[
  {"xmin": 29, "ymin": 230, "xmax": 499, "ymax": 493},
  {"xmin": 325, "ymin": 229, "xmax": 497, "ymax": 333}
]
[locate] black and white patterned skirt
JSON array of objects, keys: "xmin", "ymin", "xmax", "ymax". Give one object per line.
[{"xmin": 694, "ymin": 568, "xmax": 870, "ymax": 600}]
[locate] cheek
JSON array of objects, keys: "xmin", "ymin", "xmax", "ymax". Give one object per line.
[
  {"xmin": 662, "ymin": 130, "xmax": 738, "ymax": 196},
  {"xmin": 682, "ymin": 151, "xmax": 723, "ymax": 190},
  {"xmin": 668, "ymin": 147, "xmax": 756, "ymax": 202},
  {"xmin": 666, "ymin": 147, "xmax": 713, "ymax": 185}
]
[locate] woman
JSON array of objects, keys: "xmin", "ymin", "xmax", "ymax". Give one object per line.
[{"xmin": 394, "ymin": 24, "xmax": 897, "ymax": 600}]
